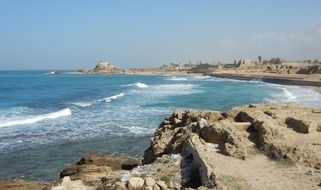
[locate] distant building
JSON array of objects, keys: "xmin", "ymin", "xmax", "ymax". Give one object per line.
[
  {"xmin": 236, "ymin": 59, "xmax": 257, "ymax": 69},
  {"xmin": 93, "ymin": 61, "xmax": 116, "ymax": 73}
]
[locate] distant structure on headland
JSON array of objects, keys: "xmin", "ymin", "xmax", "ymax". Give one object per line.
[
  {"xmin": 235, "ymin": 59, "xmax": 257, "ymax": 69},
  {"xmin": 79, "ymin": 60, "xmax": 122, "ymax": 74},
  {"xmin": 78, "ymin": 57, "xmax": 321, "ymax": 75},
  {"xmin": 93, "ymin": 61, "xmax": 115, "ymax": 72}
]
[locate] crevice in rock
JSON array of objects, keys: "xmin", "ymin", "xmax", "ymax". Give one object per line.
[
  {"xmin": 246, "ymin": 126, "xmax": 259, "ymax": 147},
  {"xmin": 180, "ymin": 153, "xmax": 202, "ymax": 189}
]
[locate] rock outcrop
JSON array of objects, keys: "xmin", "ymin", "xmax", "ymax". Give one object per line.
[
  {"xmin": 60, "ymin": 154, "xmax": 140, "ymax": 186},
  {"xmin": 143, "ymin": 109, "xmax": 224, "ymax": 164},
  {"xmin": 141, "ymin": 103, "xmax": 321, "ymax": 189},
  {"xmin": 26, "ymin": 103, "xmax": 321, "ymax": 190},
  {"xmin": 0, "ymin": 180, "xmax": 52, "ymax": 190},
  {"xmin": 52, "ymin": 177, "xmax": 94, "ymax": 190}
]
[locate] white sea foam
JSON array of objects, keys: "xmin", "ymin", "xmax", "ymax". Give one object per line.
[
  {"xmin": 114, "ymin": 125, "xmax": 155, "ymax": 136},
  {"xmin": 283, "ymin": 86, "xmax": 321, "ymax": 106},
  {"xmin": 133, "ymin": 84, "xmax": 202, "ymax": 96},
  {"xmin": 280, "ymin": 87, "xmax": 297, "ymax": 101},
  {"xmin": 0, "ymin": 108, "xmax": 72, "ymax": 128},
  {"xmin": 100, "ymin": 93, "xmax": 125, "ymax": 103},
  {"xmin": 45, "ymin": 71, "xmax": 58, "ymax": 75},
  {"xmin": 127, "ymin": 82, "xmax": 149, "ymax": 88},
  {"xmin": 261, "ymin": 83, "xmax": 321, "ymax": 107},
  {"xmin": 71, "ymin": 102, "xmax": 93, "ymax": 107},
  {"xmin": 166, "ymin": 76, "xmax": 188, "ymax": 81},
  {"xmin": 71, "ymin": 93, "xmax": 125, "ymax": 107},
  {"xmin": 135, "ymin": 82, "xmax": 149, "ymax": 88},
  {"xmin": 189, "ymin": 75, "xmax": 211, "ymax": 80}
]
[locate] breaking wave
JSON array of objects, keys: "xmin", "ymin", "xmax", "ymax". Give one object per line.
[
  {"xmin": 72, "ymin": 93, "xmax": 125, "ymax": 107},
  {"xmin": 132, "ymin": 83, "xmax": 202, "ymax": 96},
  {"xmin": 279, "ymin": 87, "xmax": 297, "ymax": 101},
  {"xmin": 0, "ymin": 108, "xmax": 72, "ymax": 128},
  {"xmin": 166, "ymin": 76, "xmax": 188, "ymax": 81},
  {"xmin": 100, "ymin": 93, "xmax": 125, "ymax": 103},
  {"xmin": 45, "ymin": 71, "xmax": 58, "ymax": 75},
  {"xmin": 71, "ymin": 102, "xmax": 93, "ymax": 107},
  {"xmin": 262, "ymin": 83, "xmax": 321, "ymax": 107},
  {"xmin": 127, "ymin": 82, "xmax": 149, "ymax": 88}
]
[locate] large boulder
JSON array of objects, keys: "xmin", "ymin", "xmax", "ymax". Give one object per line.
[
  {"xmin": 60, "ymin": 154, "xmax": 140, "ymax": 186},
  {"xmin": 77, "ymin": 154, "xmax": 139, "ymax": 170},
  {"xmin": 60, "ymin": 164, "xmax": 112, "ymax": 186},
  {"xmin": 0, "ymin": 180, "xmax": 52, "ymax": 190},
  {"xmin": 200, "ymin": 120, "xmax": 251, "ymax": 159},
  {"xmin": 143, "ymin": 109, "xmax": 223, "ymax": 164},
  {"xmin": 127, "ymin": 177, "xmax": 144, "ymax": 190},
  {"xmin": 285, "ymin": 117, "xmax": 319, "ymax": 133}
]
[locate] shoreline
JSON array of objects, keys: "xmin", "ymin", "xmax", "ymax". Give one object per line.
[
  {"xmin": 206, "ymin": 72, "xmax": 321, "ymax": 93},
  {"xmin": 2, "ymin": 103, "xmax": 320, "ymax": 189},
  {"xmin": 68, "ymin": 70, "xmax": 321, "ymax": 93},
  {"xmin": 0, "ymin": 72, "xmax": 321, "ymax": 189}
]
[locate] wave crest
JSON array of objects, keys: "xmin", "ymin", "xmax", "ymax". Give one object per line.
[
  {"xmin": 72, "ymin": 93, "xmax": 125, "ymax": 107},
  {"xmin": 127, "ymin": 82, "xmax": 149, "ymax": 88},
  {"xmin": 166, "ymin": 76, "xmax": 188, "ymax": 81},
  {"xmin": 71, "ymin": 102, "xmax": 93, "ymax": 107},
  {"xmin": 0, "ymin": 108, "xmax": 72, "ymax": 128},
  {"xmin": 101, "ymin": 93, "xmax": 125, "ymax": 102}
]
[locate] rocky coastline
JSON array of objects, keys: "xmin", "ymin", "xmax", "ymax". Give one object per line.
[
  {"xmin": 2, "ymin": 103, "xmax": 321, "ymax": 190},
  {"xmin": 75, "ymin": 59, "xmax": 321, "ymax": 90}
]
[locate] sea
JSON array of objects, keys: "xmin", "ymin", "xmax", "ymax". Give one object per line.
[{"xmin": 0, "ymin": 71, "xmax": 321, "ymax": 181}]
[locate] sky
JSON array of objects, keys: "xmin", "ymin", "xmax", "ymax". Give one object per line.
[{"xmin": 0, "ymin": 0, "xmax": 321, "ymax": 70}]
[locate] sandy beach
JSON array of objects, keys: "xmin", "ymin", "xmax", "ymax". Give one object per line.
[{"xmin": 207, "ymin": 71, "xmax": 321, "ymax": 89}]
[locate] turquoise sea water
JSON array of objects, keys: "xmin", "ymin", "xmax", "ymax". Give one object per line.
[{"xmin": 0, "ymin": 71, "xmax": 320, "ymax": 181}]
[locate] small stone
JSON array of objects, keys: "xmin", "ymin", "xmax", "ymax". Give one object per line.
[
  {"xmin": 128, "ymin": 177, "xmax": 144, "ymax": 189},
  {"xmin": 145, "ymin": 177, "xmax": 156, "ymax": 187},
  {"xmin": 168, "ymin": 182, "xmax": 174, "ymax": 189},
  {"xmin": 173, "ymin": 118, "xmax": 181, "ymax": 125},
  {"xmin": 305, "ymin": 170, "xmax": 314, "ymax": 176},
  {"xmin": 163, "ymin": 120, "xmax": 170, "ymax": 125},
  {"xmin": 115, "ymin": 182, "xmax": 126, "ymax": 190},
  {"xmin": 145, "ymin": 187, "xmax": 153, "ymax": 190},
  {"xmin": 153, "ymin": 184, "xmax": 161, "ymax": 190},
  {"xmin": 156, "ymin": 181, "xmax": 167, "ymax": 190},
  {"xmin": 249, "ymin": 104, "xmax": 256, "ymax": 108}
]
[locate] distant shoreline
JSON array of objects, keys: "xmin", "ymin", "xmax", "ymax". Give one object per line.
[
  {"xmin": 65, "ymin": 69, "xmax": 321, "ymax": 93},
  {"xmin": 206, "ymin": 72, "xmax": 321, "ymax": 93}
]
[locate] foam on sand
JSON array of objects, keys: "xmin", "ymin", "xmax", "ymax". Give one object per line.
[
  {"xmin": 282, "ymin": 86, "xmax": 321, "ymax": 106},
  {"xmin": 0, "ymin": 108, "xmax": 72, "ymax": 128},
  {"xmin": 263, "ymin": 83, "xmax": 321, "ymax": 107},
  {"xmin": 280, "ymin": 87, "xmax": 297, "ymax": 101}
]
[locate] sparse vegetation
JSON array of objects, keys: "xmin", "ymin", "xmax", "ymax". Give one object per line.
[
  {"xmin": 261, "ymin": 144, "xmax": 294, "ymax": 167},
  {"xmin": 160, "ymin": 175, "xmax": 171, "ymax": 185}
]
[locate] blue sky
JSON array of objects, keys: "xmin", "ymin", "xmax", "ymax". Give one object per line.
[{"xmin": 0, "ymin": 0, "xmax": 321, "ymax": 70}]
